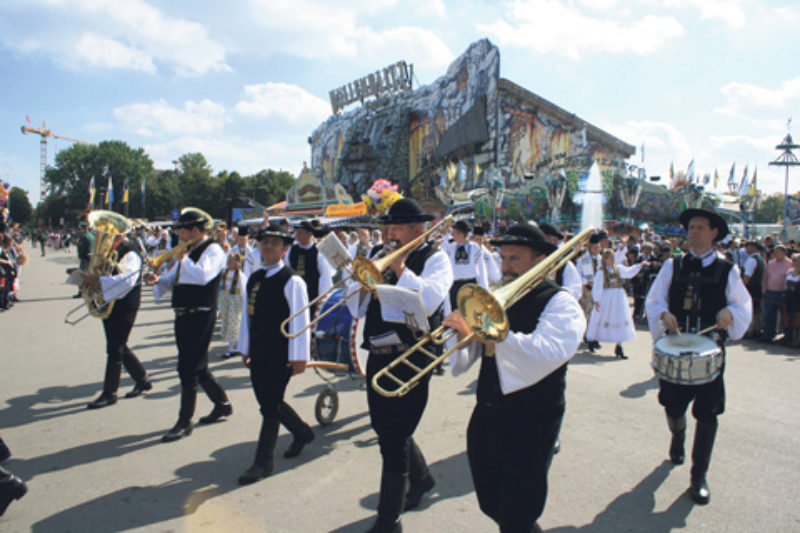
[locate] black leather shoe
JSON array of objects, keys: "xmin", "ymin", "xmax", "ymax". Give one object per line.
[
  {"xmin": 87, "ymin": 393, "xmax": 117, "ymax": 409},
  {"xmin": 162, "ymin": 422, "xmax": 193, "ymax": 442},
  {"xmin": 125, "ymin": 380, "xmax": 153, "ymax": 398},
  {"xmin": 198, "ymin": 402, "xmax": 232, "ymax": 424},
  {"xmin": 237, "ymin": 463, "xmax": 274, "ymax": 485},
  {"xmin": 615, "ymin": 345, "xmax": 628, "ymax": 359},
  {"xmin": 283, "ymin": 430, "xmax": 314, "ymax": 458},
  {"xmin": 405, "ymin": 473, "xmax": 435, "ymax": 510},
  {"xmin": 0, "ymin": 473, "xmax": 27, "ymax": 517},
  {"xmin": 0, "ymin": 441, "xmax": 10, "ymax": 462},
  {"xmin": 689, "ymin": 476, "xmax": 710, "ymax": 504}
]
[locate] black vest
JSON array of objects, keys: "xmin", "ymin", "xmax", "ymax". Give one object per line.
[
  {"xmin": 668, "ymin": 254, "xmax": 732, "ymax": 333},
  {"xmin": 745, "ymin": 254, "xmax": 764, "ymax": 298},
  {"xmin": 477, "ymin": 279, "xmax": 566, "ymax": 418},
  {"xmin": 171, "ymin": 239, "xmax": 223, "ymax": 309},
  {"xmin": 246, "ymin": 266, "xmax": 293, "ymax": 363},
  {"xmin": 368, "ymin": 243, "xmax": 384, "ymax": 259},
  {"xmin": 289, "ymin": 244, "xmax": 320, "ymax": 301},
  {"xmin": 111, "ymin": 239, "xmax": 141, "ymax": 311},
  {"xmin": 362, "ymin": 243, "xmax": 444, "ymax": 349}
]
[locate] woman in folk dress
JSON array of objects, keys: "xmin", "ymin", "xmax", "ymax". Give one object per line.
[
  {"xmin": 586, "ymin": 248, "xmax": 647, "ymax": 359},
  {"xmin": 219, "ymin": 252, "xmax": 246, "ymax": 358}
]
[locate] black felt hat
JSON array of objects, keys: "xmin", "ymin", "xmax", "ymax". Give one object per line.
[
  {"xmin": 472, "ymin": 226, "xmax": 485, "ymax": 236},
  {"xmin": 236, "ymin": 226, "xmax": 250, "ymax": 237},
  {"xmin": 257, "ymin": 224, "xmax": 293, "ymax": 244},
  {"xmin": 539, "ymin": 223, "xmax": 563, "ymax": 240},
  {"xmin": 173, "ymin": 209, "xmax": 211, "ymax": 230},
  {"xmin": 679, "ymin": 208, "xmax": 729, "ymax": 242},
  {"xmin": 452, "ymin": 220, "xmax": 471, "ymax": 234},
  {"xmin": 376, "ymin": 198, "xmax": 435, "ymax": 224},
  {"xmin": 490, "ymin": 223, "xmax": 557, "ymax": 255}
]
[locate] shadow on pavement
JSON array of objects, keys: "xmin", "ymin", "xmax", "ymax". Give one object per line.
[
  {"xmin": 547, "ymin": 461, "xmax": 693, "ymax": 533},
  {"xmin": 619, "ymin": 375, "xmax": 659, "ymax": 399}
]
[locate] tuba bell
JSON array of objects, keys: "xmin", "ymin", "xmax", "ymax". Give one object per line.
[{"xmin": 65, "ymin": 210, "xmax": 133, "ymax": 325}]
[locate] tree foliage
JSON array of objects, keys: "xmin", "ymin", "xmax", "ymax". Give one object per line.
[
  {"xmin": 754, "ymin": 193, "xmax": 785, "ymax": 223},
  {"xmin": 8, "ymin": 187, "xmax": 33, "ymax": 224}
]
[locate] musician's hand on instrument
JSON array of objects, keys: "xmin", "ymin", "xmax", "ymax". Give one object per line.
[
  {"xmin": 660, "ymin": 311, "xmax": 680, "ymax": 333},
  {"xmin": 288, "ymin": 360, "xmax": 307, "ymax": 375},
  {"xmin": 241, "ymin": 355, "xmax": 250, "ymax": 368},
  {"xmin": 442, "ymin": 310, "xmax": 471, "ymax": 340},
  {"xmin": 144, "ymin": 272, "xmax": 158, "ymax": 286},
  {"xmin": 716, "ymin": 308, "xmax": 733, "ymax": 330},
  {"xmin": 80, "ymin": 272, "xmax": 99, "ymax": 284}
]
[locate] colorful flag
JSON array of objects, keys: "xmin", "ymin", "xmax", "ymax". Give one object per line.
[
  {"xmin": 738, "ymin": 165, "xmax": 749, "ymax": 196},
  {"xmin": 122, "ymin": 178, "xmax": 129, "ymax": 203},
  {"xmin": 141, "ymin": 178, "xmax": 146, "ymax": 205},
  {"xmin": 669, "ymin": 161, "xmax": 674, "ymax": 182},
  {"xmin": 89, "ymin": 177, "xmax": 95, "ymax": 205},
  {"xmin": 727, "ymin": 163, "xmax": 736, "ymax": 190},
  {"xmin": 703, "ymin": 173, "xmax": 710, "ymax": 185},
  {"xmin": 25, "ymin": 115, "xmax": 32, "ymax": 124},
  {"xmin": 749, "ymin": 167, "xmax": 757, "ymax": 195},
  {"xmin": 686, "ymin": 160, "xmax": 695, "ymax": 183},
  {"xmin": 105, "ymin": 176, "xmax": 113, "ymax": 205},
  {"xmin": 714, "ymin": 169, "xmax": 719, "ymax": 189}
]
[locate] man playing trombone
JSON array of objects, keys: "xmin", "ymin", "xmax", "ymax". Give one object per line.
[
  {"xmin": 145, "ymin": 209, "xmax": 232, "ymax": 442},
  {"xmin": 442, "ymin": 223, "xmax": 586, "ymax": 533},
  {"xmin": 82, "ymin": 229, "xmax": 152, "ymax": 409},
  {"xmin": 347, "ymin": 198, "xmax": 453, "ymax": 533}
]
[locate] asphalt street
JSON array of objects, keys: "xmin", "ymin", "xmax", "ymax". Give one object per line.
[{"xmin": 0, "ymin": 243, "xmax": 798, "ymax": 532}]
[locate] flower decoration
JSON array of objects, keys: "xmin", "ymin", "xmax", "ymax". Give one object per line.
[{"xmin": 362, "ymin": 179, "xmax": 403, "ymax": 215}]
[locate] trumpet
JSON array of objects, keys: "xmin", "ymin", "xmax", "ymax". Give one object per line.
[
  {"xmin": 280, "ymin": 215, "xmax": 454, "ymax": 339},
  {"xmin": 370, "ymin": 227, "xmax": 594, "ymax": 398}
]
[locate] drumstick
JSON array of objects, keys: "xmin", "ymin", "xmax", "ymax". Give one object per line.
[{"xmin": 697, "ymin": 324, "xmax": 718, "ymax": 335}]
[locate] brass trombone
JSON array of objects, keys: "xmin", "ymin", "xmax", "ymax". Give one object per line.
[
  {"xmin": 280, "ymin": 214, "xmax": 454, "ymax": 339},
  {"xmin": 371, "ymin": 227, "xmax": 594, "ymax": 398}
]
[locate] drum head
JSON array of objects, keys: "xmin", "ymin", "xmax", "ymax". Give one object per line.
[
  {"xmin": 351, "ymin": 318, "xmax": 368, "ymax": 378},
  {"xmin": 655, "ymin": 333, "xmax": 718, "ymax": 356}
]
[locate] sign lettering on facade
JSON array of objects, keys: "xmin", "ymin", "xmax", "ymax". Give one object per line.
[{"xmin": 329, "ymin": 61, "xmax": 413, "ymax": 114}]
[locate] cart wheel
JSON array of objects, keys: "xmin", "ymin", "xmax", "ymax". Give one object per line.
[{"xmin": 315, "ymin": 386, "xmax": 339, "ymax": 426}]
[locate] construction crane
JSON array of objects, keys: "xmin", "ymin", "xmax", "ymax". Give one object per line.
[{"xmin": 21, "ymin": 120, "xmax": 94, "ymax": 199}]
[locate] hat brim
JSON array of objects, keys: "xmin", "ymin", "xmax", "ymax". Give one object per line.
[
  {"xmin": 376, "ymin": 213, "xmax": 435, "ymax": 224},
  {"xmin": 679, "ymin": 209, "xmax": 729, "ymax": 241},
  {"xmin": 489, "ymin": 237, "xmax": 557, "ymax": 255},
  {"xmin": 257, "ymin": 230, "xmax": 293, "ymax": 244}
]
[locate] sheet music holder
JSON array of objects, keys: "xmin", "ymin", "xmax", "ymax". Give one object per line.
[
  {"xmin": 317, "ymin": 232, "xmax": 351, "ymax": 270},
  {"xmin": 375, "ymin": 285, "xmax": 429, "ymax": 334}
]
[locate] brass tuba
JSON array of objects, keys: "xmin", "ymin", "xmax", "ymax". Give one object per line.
[
  {"xmin": 371, "ymin": 227, "xmax": 595, "ymax": 398},
  {"xmin": 65, "ymin": 210, "xmax": 133, "ymax": 325}
]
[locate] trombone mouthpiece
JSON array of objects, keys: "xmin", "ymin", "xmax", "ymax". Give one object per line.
[{"xmin": 387, "ymin": 240, "xmax": 400, "ymax": 250}]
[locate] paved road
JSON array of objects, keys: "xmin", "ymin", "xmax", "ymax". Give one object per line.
[{"xmin": 1, "ymin": 243, "xmax": 798, "ymax": 532}]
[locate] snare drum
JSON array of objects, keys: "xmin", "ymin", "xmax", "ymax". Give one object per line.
[
  {"xmin": 311, "ymin": 288, "xmax": 368, "ymax": 378},
  {"xmin": 652, "ymin": 334, "xmax": 722, "ymax": 385}
]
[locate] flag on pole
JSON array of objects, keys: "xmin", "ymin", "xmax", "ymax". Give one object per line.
[
  {"xmin": 738, "ymin": 165, "xmax": 749, "ymax": 196},
  {"xmin": 141, "ymin": 178, "xmax": 146, "ymax": 205},
  {"xmin": 669, "ymin": 161, "xmax": 674, "ymax": 182},
  {"xmin": 714, "ymin": 169, "xmax": 719, "ymax": 189},
  {"xmin": 25, "ymin": 115, "xmax": 32, "ymax": 124},
  {"xmin": 105, "ymin": 176, "xmax": 113, "ymax": 205},
  {"xmin": 749, "ymin": 167, "xmax": 757, "ymax": 195},
  {"xmin": 123, "ymin": 178, "xmax": 129, "ymax": 203},
  {"xmin": 703, "ymin": 173, "xmax": 710, "ymax": 185},
  {"xmin": 728, "ymin": 163, "xmax": 736, "ymax": 190},
  {"xmin": 686, "ymin": 160, "xmax": 695, "ymax": 183},
  {"xmin": 89, "ymin": 177, "xmax": 95, "ymax": 205}
]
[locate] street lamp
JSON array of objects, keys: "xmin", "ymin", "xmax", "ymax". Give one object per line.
[
  {"xmin": 545, "ymin": 170, "xmax": 568, "ymax": 225},
  {"xmin": 739, "ymin": 188, "xmax": 760, "ymax": 239},
  {"xmin": 484, "ymin": 167, "xmax": 505, "ymax": 234},
  {"xmin": 619, "ymin": 165, "xmax": 645, "ymax": 224},
  {"xmin": 681, "ymin": 183, "xmax": 705, "ymax": 210},
  {"xmin": 768, "ymin": 127, "xmax": 800, "ymax": 242}
]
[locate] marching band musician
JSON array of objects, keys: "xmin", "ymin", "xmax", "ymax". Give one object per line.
[
  {"xmin": 145, "ymin": 210, "xmax": 233, "ymax": 443},
  {"xmin": 645, "ymin": 208, "xmax": 751, "ymax": 504},
  {"xmin": 228, "ymin": 226, "xmax": 260, "ymax": 279},
  {"xmin": 347, "ymin": 198, "xmax": 453, "ymax": 533},
  {"xmin": 442, "ymin": 223, "xmax": 585, "ymax": 533},
  {"xmin": 82, "ymin": 230, "xmax": 153, "ymax": 409},
  {"xmin": 236, "ymin": 225, "xmax": 315, "ymax": 485},
  {"xmin": 576, "ymin": 233, "xmax": 602, "ymax": 352},
  {"xmin": 442, "ymin": 220, "xmax": 489, "ymax": 309},
  {"xmin": 471, "ymin": 226, "xmax": 502, "ymax": 286},
  {"xmin": 286, "ymin": 220, "xmax": 333, "ymax": 303},
  {"xmin": 540, "ymin": 223, "xmax": 582, "ymax": 301}
]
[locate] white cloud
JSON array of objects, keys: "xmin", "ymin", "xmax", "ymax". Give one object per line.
[
  {"xmin": 663, "ymin": 0, "xmax": 747, "ymax": 28},
  {"xmin": 716, "ymin": 77, "xmax": 800, "ymax": 114},
  {"xmin": 74, "ymin": 32, "xmax": 155, "ymax": 73},
  {"xmin": 113, "ymin": 99, "xmax": 228, "ymax": 138},
  {"xmin": 476, "ymin": 0, "xmax": 685, "ymax": 60},
  {"xmin": 234, "ymin": 83, "xmax": 331, "ymax": 124},
  {"xmin": 1, "ymin": 0, "xmax": 230, "ymax": 76}
]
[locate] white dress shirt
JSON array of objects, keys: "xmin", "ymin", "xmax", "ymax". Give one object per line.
[
  {"xmin": 576, "ymin": 250, "xmax": 600, "ymax": 285},
  {"xmin": 742, "ymin": 254, "xmax": 758, "ymax": 278},
  {"xmin": 237, "ymin": 260, "xmax": 310, "ymax": 361},
  {"xmin": 441, "ymin": 239, "xmax": 489, "ymax": 288},
  {"xmin": 555, "ymin": 241, "xmax": 583, "ymax": 301},
  {"xmin": 645, "ymin": 252, "xmax": 752, "ymax": 340},
  {"xmin": 450, "ymin": 291, "xmax": 586, "ymax": 395},
  {"xmin": 152, "ymin": 238, "xmax": 226, "ymax": 301},
  {"xmin": 99, "ymin": 249, "xmax": 142, "ymax": 302}
]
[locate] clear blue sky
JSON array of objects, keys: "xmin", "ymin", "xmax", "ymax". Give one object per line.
[{"xmin": 1, "ymin": 0, "xmax": 798, "ymax": 204}]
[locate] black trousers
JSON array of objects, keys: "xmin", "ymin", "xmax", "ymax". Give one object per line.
[
  {"xmin": 250, "ymin": 357, "xmax": 310, "ymax": 435},
  {"xmin": 175, "ymin": 310, "xmax": 228, "ymax": 423},
  {"xmin": 659, "ymin": 372, "xmax": 725, "ymax": 423},
  {"xmin": 467, "ymin": 402, "xmax": 562, "ymax": 532},
  {"xmin": 101, "ymin": 304, "xmax": 146, "ymax": 392},
  {"xmin": 367, "ymin": 350, "xmax": 431, "ymax": 474}
]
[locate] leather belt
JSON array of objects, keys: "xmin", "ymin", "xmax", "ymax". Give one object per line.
[
  {"xmin": 369, "ymin": 344, "xmax": 411, "ymax": 356},
  {"xmin": 174, "ymin": 307, "xmax": 212, "ymax": 317}
]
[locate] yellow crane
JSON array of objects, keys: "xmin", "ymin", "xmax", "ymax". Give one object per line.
[{"xmin": 21, "ymin": 120, "xmax": 94, "ymax": 199}]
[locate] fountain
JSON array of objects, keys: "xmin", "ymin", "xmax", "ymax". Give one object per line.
[{"xmin": 580, "ymin": 160, "xmax": 604, "ymax": 232}]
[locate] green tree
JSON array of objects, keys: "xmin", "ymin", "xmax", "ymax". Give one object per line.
[
  {"xmin": 8, "ymin": 187, "xmax": 33, "ymax": 224},
  {"xmin": 36, "ymin": 193, "xmax": 68, "ymax": 228},
  {"xmin": 754, "ymin": 193, "xmax": 785, "ymax": 223}
]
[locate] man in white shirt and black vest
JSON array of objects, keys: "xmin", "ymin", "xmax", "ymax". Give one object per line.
[
  {"xmin": 236, "ymin": 225, "xmax": 315, "ymax": 485},
  {"xmin": 442, "ymin": 219, "xmax": 489, "ymax": 311},
  {"xmin": 540, "ymin": 223, "xmax": 582, "ymax": 302},
  {"xmin": 286, "ymin": 219, "xmax": 333, "ymax": 304},
  {"xmin": 443, "ymin": 223, "xmax": 586, "ymax": 533},
  {"xmin": 576, "ymin": 232, "xmax": 602, "ymax": 351},
  {"xmin": 146, "ymin": 209, "xmax": 233, "ymax": 443},
  {"xmin": 645, "ymin": 208, "xmax": 751, "ymax": 505},
  {"xmin": 348, "ymin": 198, "xmax": 453, "ymax": 533},
  {"xmin": 82, "ymin": 230, "xmax": 153, "ymax": 409}
]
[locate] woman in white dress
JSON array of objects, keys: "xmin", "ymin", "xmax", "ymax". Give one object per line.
[{"xmin": 586, "ymin": 248, "xmax": 646, "ymax": 359}]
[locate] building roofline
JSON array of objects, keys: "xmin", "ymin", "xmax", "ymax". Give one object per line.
[{"xmin": 498, "ymin": 78, "xmax": 636, "ymax": 157}]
